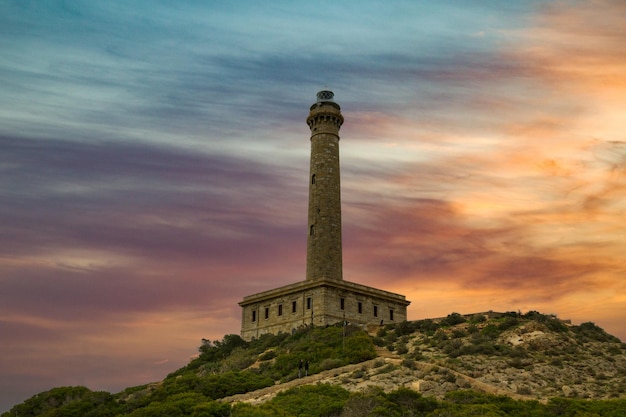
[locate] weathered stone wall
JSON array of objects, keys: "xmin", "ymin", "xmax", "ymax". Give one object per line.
[{"xmin": 240, "ymin": 280, "xmax": 409, "ymax": 341}]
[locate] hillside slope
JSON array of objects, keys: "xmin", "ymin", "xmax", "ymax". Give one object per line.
[
  {"xmin": 4, "ymin": 311, "xmax": 626, "ymax": 416},
  {"xmin": 220, "ymin": 311, "xmax": 626, "ymax": 406}
]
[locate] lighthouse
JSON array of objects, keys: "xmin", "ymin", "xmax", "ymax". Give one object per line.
[
  {"xmin": 239, "ymin": 90, "xmax": 409, "ymax": 340},
  {"xmin": 306, "ymin": 90, "xmax": 344, "ymax": 282}
]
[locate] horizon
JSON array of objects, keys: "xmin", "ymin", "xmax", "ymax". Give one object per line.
[{"xmin": 1, "ymin": 0, "xmax": 625, "ymax": 412}]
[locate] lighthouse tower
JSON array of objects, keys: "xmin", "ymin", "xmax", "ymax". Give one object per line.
[
  {"xmin": 306, "ymin": 90, "xmax": 344, "ymax": 282},
  {"xmin": 239, "ymin": 90, "xmax": 409, "ymax": 340}
]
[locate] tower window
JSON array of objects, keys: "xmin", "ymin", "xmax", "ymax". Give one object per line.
[
  {"xmin": 292, "ymin": 301, "xmax": 297, "ymax": 313},
  {"xmin": 358, "ymin": 302, "xmax": 362, "ymax": 314},
  {"xmin": 252, "ymin": 311, "xmax": 256, "ymax": 322},
  {"xmin": 340, "ymin": 298, "xmax": 345, "ymax": 310},
  {"xmin": 389, "ymin": 309, "xmax": 394, "ymax": 321},
  {"xmin": 306, "ymin": 297, "xmax": 312, "ymax": 310},
  {"xmin": 278, "ymin": 304, "xmax": 283, "ymax": 316},
  {"xmin": 311, "ymin": 174, "xmax": 316, "ymax": 184},
  {"xmin": 373, "ymin": 306, "xmax": 378, "ymax": 318},
  {"xmin": 265, "ymin": 308, "xmax": 269, "ymax": 319},
  {"xmin": 310, "ymin": 225, "xmax": 315, "ymax": 236}
]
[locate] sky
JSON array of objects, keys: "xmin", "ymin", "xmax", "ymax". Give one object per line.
[{"xmin": 1, "ymin": 0, "xmax": 625, "ymax": 411}]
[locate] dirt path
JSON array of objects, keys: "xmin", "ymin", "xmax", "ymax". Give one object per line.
[
  {"xmin": 220, "ymin": 346, "xmax": 533, "ymax": 405},
  {"xmin": 220, "ymin": 356, "xmax": 390, "ymax": 405}
]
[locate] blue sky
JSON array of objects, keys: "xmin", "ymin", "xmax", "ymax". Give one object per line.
[{"xmin": 1, "ymin": 0, "xmax": 625, "ymax": 412}]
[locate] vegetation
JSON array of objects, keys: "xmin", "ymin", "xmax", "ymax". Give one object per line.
[
  {"xmin": 8, "ymin": 385, "xmax": 626, "ymax": 416},
  {"xmin": 4, "ymin": 312, "xmax": 625, "ymax": 416},
  {"xmin": 4, "ymin": 325, "xmax": 374, "ymax": 417}
]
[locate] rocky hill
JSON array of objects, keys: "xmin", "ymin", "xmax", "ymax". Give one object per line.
[
  {"xmin": 4, "ymin": 311, "xmax": 626, "ymax": 416},
  {"xmin": 223, "ymin": 311, "xmax": 626, "ymax": 405}
]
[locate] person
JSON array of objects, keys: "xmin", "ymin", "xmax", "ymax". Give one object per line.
[
  {"xmin": 298, "ymin": 359, "xmax": 303, "ymax": 378},
  {"xmin": 305, "ymin": 360, "xmax": 309, "ymax": 377}
]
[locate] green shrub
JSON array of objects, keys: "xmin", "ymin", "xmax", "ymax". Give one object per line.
[
  {"xmin": 372, "ymin": 336, "xmax": 385, "ymax": 347},
  {"xmin": 497, "ymin": 317, "xmax": 519, "ymax": 331},
  {"xmin": 342, "ymin": 332, "xmax": 377, "ymax": 363},
  {"xmin": 319, "ymin": 358, "xmax": 344, "ymax": 371},
  {"xmin": 469, "ymin": 314, "xmax": 486, "ymax": 324},
  {"xmin": 415, "ymin": 319, "xmax": 440, "ymax": 334},
  {"xmin": 394, "ymin": 320, "xmax": 418, "ymax": 336},
  {"xmin": 396, "ymin": 343, "xmax": 409, "ymax": 355},
  {"xmin": 270, "ymin": 384, "xmax": 349, "ymax": 417},
  {"xmin": 573, "ymin": 322, "xmax": 621, "ymax": 343},
  {"xmin": 443, "ymin": 312, "xmax": 466, "ymax": 326},
  {"xmin": 452, "ymin": 329, "xmax": 468, "ymax": 339},
  {"xmin": 258, "ymin": 350, "xmax": 276, "ymax": 361},
  {"xmin": 480, "ymin": 324, "xmax": 500, "ymax": 340}
]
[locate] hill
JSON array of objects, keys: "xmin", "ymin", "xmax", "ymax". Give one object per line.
[{"xmin": 4, "ymin": 311, "xmax": 626, "ymax": 416}]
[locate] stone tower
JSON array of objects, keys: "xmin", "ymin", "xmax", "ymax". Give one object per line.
[
  {"xmin": 306, "ymin": 90, "xmax": 344, "ymax": 282},
  {"xmin": 239, "ymin": 90, "xmax": 409, "ymax": 341}
]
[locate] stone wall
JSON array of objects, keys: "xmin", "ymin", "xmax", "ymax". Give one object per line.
[{"xmin": 240, "ymin": 279, "xmax": 409, "ymax": 341}]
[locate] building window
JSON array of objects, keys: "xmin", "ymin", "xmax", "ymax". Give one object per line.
[
  {"xmin": 265, "ymin": 307, "xmax": 269, "ymax": 319},
  {"xmin": 358, "ymin": 302, "xmax": 362, "ymax": 314},
  {"xmin": 310, "ymin": 225, "xmax": 315, "ymax": 236},
  {"xmin": 389, "ymin": 309, "xmax": 394, "ymax": 321},
  {"xmin": 278, "ymin": 304, "xmax": 283, "ymax": 316},
  {"xmin": 311, "ymin": 174, "xmax": 316, "ymax": 184},
  {"xmin": 292, "ymin": 301, "xmax": 297, "ymax": 313},
  {"xmin": 252, "ymin": 311, "xmax": 256, "ymax": 322},
  {"xmin": 340, "ymin": 298, "xmax": 345, "ymax": 310},
  {"xmin": 373, "ymin": 306, "xmax": 378, "ymax": 317},
  {"xmin": 306, "ymin": 297, "xmax": 312, "ymax": 309}
]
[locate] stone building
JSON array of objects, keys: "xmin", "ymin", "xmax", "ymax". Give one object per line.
[{"xmin": 239, "ymin": 90, "xmax": 409, "ymax": 340}]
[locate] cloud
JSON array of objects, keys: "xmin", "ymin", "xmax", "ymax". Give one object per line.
[
  {"xmin": 1, "ymin": 1, "xmax": 626, "ymax": 412},
  {"xmin": 0, "ymin": 135, "xmax": 306, "ymax": 258}
]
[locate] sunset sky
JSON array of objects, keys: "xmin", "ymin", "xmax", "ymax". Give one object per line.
[{"xmin": 1, "ymin": 0, "xmax": 625, "ymax": 412}]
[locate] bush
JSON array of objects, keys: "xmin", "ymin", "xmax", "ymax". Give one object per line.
[
  {"xmin": 396, "ymin": 343, "xmax": 409, "ymax": 355},
  {"xmin": 497, "ymin": 317, "xmax": 519, "ymax": 331},
  {"xmin": 341, "ymin": 388, "xmax": 401, "ymax": 417},
  {"xmin": 451, "ymin": 329, "xmax": 467, "ymax": 339},
  {"xmin": 386, "ymin": 388, "xmax": 438, "ymax": 414},
  {"xmin": 4, "ymin": 386, "xmax": 120, "ymax": 417},
  {"xmin": 258, "ymin": 350, "xmax": 276, "ymax": 361},
  {"xmin": 480, "ymin": 324, "xmax": 500, "ymax": 340},
  {"xmin": 469, "ymin": 314, "xmax": 486, "ymax": 324},
  {"xmin": 443, "ymin": 312, "xmax": 466, "ymax": 326},
  {"xmin": 573, "ymin": 322, "xmax": 621, "ymax": 343},
  {"xmin": 415, "ymin": 319, "xmax": 440, "ymax": 334},
  {"xmin": 271, "ymin": 384, "xmax": 349, "ymax": 417},
  {"xmin": 372, "ymin": 336, "xmax": 385, "ymax": 347},
  {"xmin": 319, "ymin": 358, "xmax": 344, "ymax": 371},
  {"xmin": 394, "ymin": 320, "xmax": 418, "ymax": 336},
  {"xmin": 342, "ymin": 332, "xmax": 377, "ymax": 363}
]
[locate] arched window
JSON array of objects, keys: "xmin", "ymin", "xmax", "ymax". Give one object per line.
[
  {"xmin": 310, "ymin": 225, "xmax": 315, "ymax": 236},
  {"xmin": 311, "ymin": 174, "xmax": 316, "ymax": 184}
]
